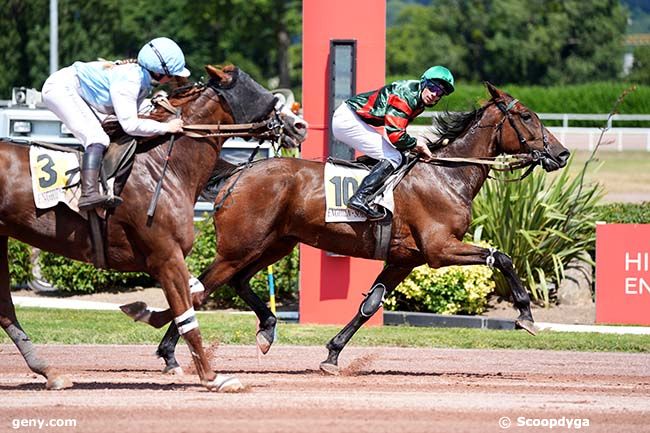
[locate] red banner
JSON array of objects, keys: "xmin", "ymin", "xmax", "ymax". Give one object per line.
[{"xmin": 596, "ymin": 224, "xmax": 650, "ymax": 326}]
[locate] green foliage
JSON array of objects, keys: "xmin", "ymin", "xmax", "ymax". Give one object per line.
[
  {"xmin": 0, "ymin": 0, "xmax": 303, "ymax": 97},
  {"xmin": 8, "ymin": 239, "xmax": 32, "ymax": 287},
  {"xmin": 387, "ymin": 0, "xmax": 628, "ymax": 85},
  {"xmin": 386, "ymin": 262, "xmax": 495, "ymax": 315},
  {"xmin": 594, "ymin": 202, "xmax": 650, "ymax": 224},
  {"xmin": 38, "ymin": 252, "xmax": 153, "ymax": 293},
  {"xmin": 471, "ymin": 156, "xmax": 604, "ymax": 305}
]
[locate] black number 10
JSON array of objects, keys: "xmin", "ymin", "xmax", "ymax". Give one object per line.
[{"xmin": 329, "ymin": 175, "xmax": 359, "ymax": 206}]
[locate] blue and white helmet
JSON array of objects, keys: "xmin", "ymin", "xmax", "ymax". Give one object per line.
[{"xmin": 137, "ymin": 37, "xmax": 190, "ymax": 77}]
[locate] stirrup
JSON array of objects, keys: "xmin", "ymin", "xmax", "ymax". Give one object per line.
[{"xmin": 79, "ymin": 195, "xmax": 122, "ymax": 211}]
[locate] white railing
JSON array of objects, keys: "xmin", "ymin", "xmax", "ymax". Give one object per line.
[{"xmin": 411, "ymin": 112, "xmax": 650, "ymax": 152}]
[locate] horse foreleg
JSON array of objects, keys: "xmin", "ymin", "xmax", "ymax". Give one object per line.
[
  {"xmin": 320, "ymin": 265, "xmax": 413, "ymax": 375},
  {"xmin": 0, "ymin": 237, "xmax": 72, "ymax": 390},
  {"xmin": 155, "ymin": 253, "xmax": 242, "ymax": 392},
  {"xmin": 434, "ymin": 240, "xmax": 536, "ymax": 335}
]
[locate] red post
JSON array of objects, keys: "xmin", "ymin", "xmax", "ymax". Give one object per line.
[{"xmin": 300, "ymin": 0, "xmax": 386, "ymax": 325}]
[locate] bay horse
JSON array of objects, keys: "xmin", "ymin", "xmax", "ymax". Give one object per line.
[
  {"xmin": 0, "ymin": 64, "xmax": 306, "ymax": 391},
  {"xmin": 124, "ymin": 83, "xmax": 570, "ymax": 375}
]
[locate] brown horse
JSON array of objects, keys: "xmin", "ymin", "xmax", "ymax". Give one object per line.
[
  {"xmin": 124, "ymin": 83, "xmax": 570, "ymax": 375},
  {"xmin": 0, "ymin": 65, "xmax": 306, "ymax": 391}
]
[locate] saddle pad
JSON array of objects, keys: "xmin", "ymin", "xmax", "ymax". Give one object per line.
[
  {"xmin": 324, "ymin": 163, "xmax": 394, "ymax": 223},
  {"xmin": 29, "ymin": 146, "xmax": 81, "ymax": 210}
]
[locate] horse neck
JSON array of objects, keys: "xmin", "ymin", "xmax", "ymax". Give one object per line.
[
  {"xmin": 433, "ymin": 106, "xmax": 500, "ymax": 200},
  {"xmin": 163, "ymin": 88, "xmax": 230, "ymax": 201}
]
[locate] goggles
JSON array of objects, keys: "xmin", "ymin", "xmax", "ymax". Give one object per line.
[{"xmin": 423, "ymin": 80, "xmax": 447, "ymax": 96}]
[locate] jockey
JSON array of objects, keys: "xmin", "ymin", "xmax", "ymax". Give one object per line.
[
  {"xmin": 331, "ymin": 65, "xmax": 455, "ymax": 220},
  {"xmin": 42, "ymin": 37, "xmax": 190, "ymax": 212}
]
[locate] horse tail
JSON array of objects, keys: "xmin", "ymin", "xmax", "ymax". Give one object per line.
[{"xmin": 199, "ymin": 159, "xmax": 239, "ymax": 202}]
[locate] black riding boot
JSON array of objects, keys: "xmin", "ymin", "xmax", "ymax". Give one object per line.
[
  {"xmin": 347, "ymin": 159, "xmax": 394, "ymax": 220},
  {"xmin": 78, "ymin": 144, "xmax": 122, "ymax": 211}
]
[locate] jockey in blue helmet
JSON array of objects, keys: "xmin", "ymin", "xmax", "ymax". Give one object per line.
[{"xmin": 42, "ymin": 37, "xmax": 190, "ymax": 211}]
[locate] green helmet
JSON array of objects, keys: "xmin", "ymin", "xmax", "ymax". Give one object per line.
[{"xmin": 421, "ymin": 66, "xmax": 455, "ymax": 95}]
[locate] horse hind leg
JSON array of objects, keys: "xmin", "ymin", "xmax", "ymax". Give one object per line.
[
  {"xmin": 320, "ymin": 265, "xmax": 413, "ymax": 375},
  {"xmin": 0, "ymin": 236, "xmax": 72, "ymax": 390},
  {"xmin": 435, "ymin": 240, "xmax": 536, "ymax": 335},
  {"xmin": 490, "ymin": 250, "xmax": 536, "ymax": 335}
]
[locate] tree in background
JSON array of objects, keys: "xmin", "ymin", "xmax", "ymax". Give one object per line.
[
  {"xmin": 628, "ymin": 45, "xmax": 650, "ymax": 84},
  {"xmin": 387, "ymin": 0, "xmax": 628, "ymax": 85},
  {"xmin": 0, "ymin": 0, "xmax": 301, "ymax": 97}
]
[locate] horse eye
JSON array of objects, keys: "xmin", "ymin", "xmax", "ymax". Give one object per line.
[{"xmin": 521, "ymin": 112, "xmax": 532, "ymax": 121}]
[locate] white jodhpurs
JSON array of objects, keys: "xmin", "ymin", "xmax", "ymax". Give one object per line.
[
  {"xmin": 42, "ymin": 66, "xmax": 109, "ymax": 149},
  {"xmin": 331, "ymin": 103, "xmax": 402, "ymax": 168}
]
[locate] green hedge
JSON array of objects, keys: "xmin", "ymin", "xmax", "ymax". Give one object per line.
[
  {"xmin": 594, "ymin": 203, "xmax": 650, "ymax": 224},
  {"xmin": 8, "ymin": 239, "xmax": 32, "ymax": 287},
  {"xmin": 385, "ymin": 80, "xmax": 650, "ymax": 125}
]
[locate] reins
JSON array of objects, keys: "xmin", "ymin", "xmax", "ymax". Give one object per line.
[
  {"xmin": 153, "ymin": 94, "xmax": 284, "ymax": 140},
  {"xmin": 420, "ymin": 98, "xmax": 546, "ymax": 182}
]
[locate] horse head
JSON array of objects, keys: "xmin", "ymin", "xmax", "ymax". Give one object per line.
[
  {"xmin": 137, "ymin": 64, "xmax": 307, "ymax": 149},
  {"xmin": 203, "ymin": 65, "xmax": 307, "ymax": 148},
  {"xmin": 485, "ymin": 82, "xmax": 570, "ymax": 172}
]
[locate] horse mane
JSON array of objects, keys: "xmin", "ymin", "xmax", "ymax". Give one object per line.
[{"xmin": 424, "ymin": 103, "xmax": 489, "ymax": 151}]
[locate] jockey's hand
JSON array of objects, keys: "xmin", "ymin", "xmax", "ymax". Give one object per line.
[
  {"xmin": 412, "ymin": 142, "xmax": 433, "ymax": 162},
  {"xmin": 166, "ymin": 118, "xmax": 184, "ymax": 134}
]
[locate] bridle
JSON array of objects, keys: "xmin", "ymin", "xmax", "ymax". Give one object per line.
[
  {"xmin": 494, "ymin": 98, "xmax": 552, "ymax": 169},
  {"xmin": 422, "ymin": 98, "xmax": 553, "ymax": 181},
  {"xmin": 152, "ymin": 84, "xmax": 291, "ymax": 148}
]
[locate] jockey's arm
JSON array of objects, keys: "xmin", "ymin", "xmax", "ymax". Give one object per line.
[{"xmin": 110, "ymin": 79, "xmax": 172, "ymax": 137}]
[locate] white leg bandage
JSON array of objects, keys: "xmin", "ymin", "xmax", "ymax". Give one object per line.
[
  {"xmin": 174, "ymin": 307, "xmax": 199, "ymax": 335},
  {"xmin": 189, "ymin": 276, "xmax": 205, "ymax": 294}
]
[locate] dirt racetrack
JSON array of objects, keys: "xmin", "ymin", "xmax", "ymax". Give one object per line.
[{"xmin": 0, "ymin": 344, "xmax": 648, "ymax": 433}]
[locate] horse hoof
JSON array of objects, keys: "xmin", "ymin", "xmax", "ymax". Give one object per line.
[
  {"xmin": 319, "ymin": 362, "xmax": 340, "ymax": 376},
  {"xmin": 162, "ymin": 366, "xmax": 184, "ymax": 375},
  {"xmin": 515, "ymin": 319, "xmax": 538, "ymax": 336},
  {"xmin": 46, "ymin": 375, "xmax": 73, "ymax": 390},
  {"xmin": 256, "ymin": 332, "xmax": 272, "ymax": 355},
  {"xmin": 204, "ymin": 374, "xmax": 244, "ymax": 392},
  {"xmin": 119, "ymin": 301, "xmax": 148, "ymax": 321}
]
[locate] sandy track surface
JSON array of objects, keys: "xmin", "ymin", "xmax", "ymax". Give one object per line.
[{"xmin": 0, "ymin": 344, "xmax": 648, "ymax": 433}]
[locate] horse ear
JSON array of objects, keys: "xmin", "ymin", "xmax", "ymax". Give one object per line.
[
  {"xmin": 484, "ymin": 81, "xmax": 501, "ymax": 100},
  {"xmin": 205, "ymin": 64, "xmax": 233, "ymax": 86},
  {"xmin": 205, "ymin": 64, "xmax": 222, "ymax": 79}
]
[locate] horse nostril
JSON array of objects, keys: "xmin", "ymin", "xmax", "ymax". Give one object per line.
[{"xmin": 558, "ymin": 150, "xmax": 570, "ymax": 165}]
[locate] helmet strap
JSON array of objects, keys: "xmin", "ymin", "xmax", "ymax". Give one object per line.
[{"xmin": 148, "ymin": 42, "xmax": 171, "ymax": 76}]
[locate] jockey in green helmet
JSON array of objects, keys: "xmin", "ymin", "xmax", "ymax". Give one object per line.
[{"xmin": 331, "ymin": 65, "xmax": 455, "ymax": 220}]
